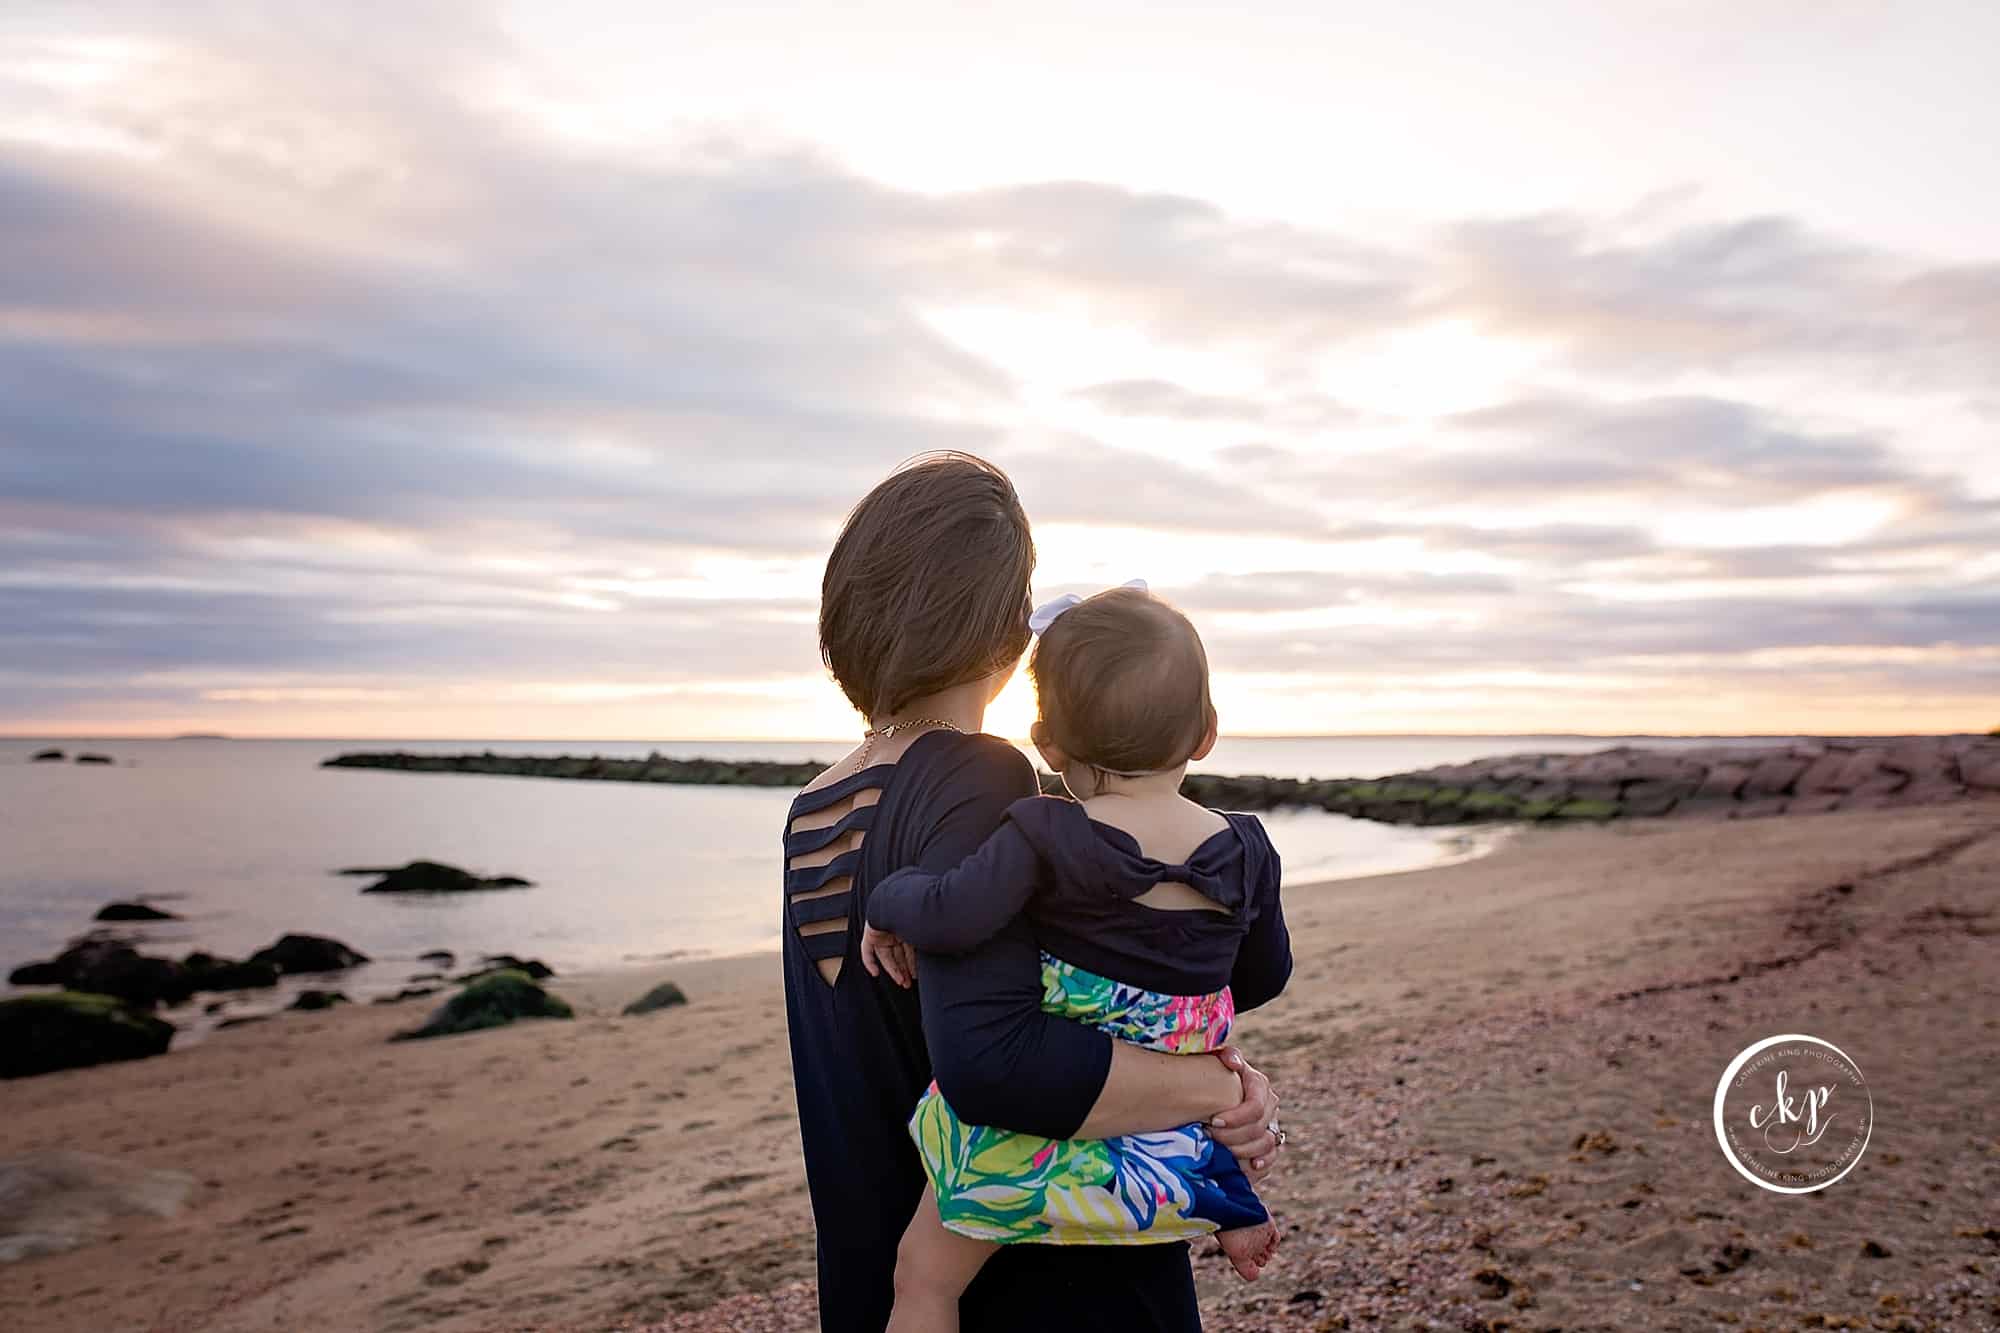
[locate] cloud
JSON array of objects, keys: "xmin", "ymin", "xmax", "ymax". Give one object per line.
[
  {"xmin": 1, "ymin": 2, "xmax": 1995, "ymax": 733},
  {"xmin": 1438, "ymin": 212, "xmax": 2000, "ymax": 388}
]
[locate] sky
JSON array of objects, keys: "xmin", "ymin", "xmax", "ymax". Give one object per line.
[{"xmin": 1, "ymin": 0, "xmax": 1996, "ymax": 740}]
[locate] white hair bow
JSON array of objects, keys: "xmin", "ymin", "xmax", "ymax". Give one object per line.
[{"xmin": 1028, "ymin": 579, "xmax": 1149, "ymax": 634}]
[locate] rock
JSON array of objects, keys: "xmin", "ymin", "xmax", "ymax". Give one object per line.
[
  {"xmin": 1881, "ymin": 741, "xmax": 1950, "ymax": 780},
  {"xmin": 182, "ymin": 953, "xmax": 279, "ymax": 991},
  {"xmin": 0, "ymin": 993, "xmax": 175, "ymax": 1079},
  {"xmin": 1731, "ymin": 798, "xmax": 1790, "ymax": 820},
  {"xmin": 1885, "ymin": 781, "xmax": 1968, "ymax": 808},
  {"xmin": 333, "ymin": 866, "xmax": 398, "ymax": 877},
  {"xmin": 1694, "ymin": 763, "xmax": 1751, "ymax": 800},
  {"xmin": 246, "ymin": 934, "xmax": 369, "ymax": 974},
  {"xmin": 216, "ymin": 1014, "xmax": 271, "ymax": 1030},
  {"xmin": 7, "ymin": 941, "xmax": 195, "ymax": 1009},
  {"xmin": 358, "ymin": 860, "xmax": 535, "ymax": 894},
  {"xmin": 1621, "ymin": 781, "xmax": 1686, "ymax": 818},
  {"xmin": 0, "ymin": 1150, "xmax": 196, "ymax": 1261},
  {"xmin": 371, "ymin": 986, "xmax": 441, "ymax": 1005},
  {"xmin": 1553, "ymin": 798, "xmax": 1620, "ymax": 821},
  {"xmin": 1795, "ymin": 752, "xmax": 1850, "ymax": 793},
  {"xmin": 417, "ymin": 950, "xmax": 455, "ymax": 968},
  {"xmin": 393, "ymin": 970, "xmax": 572, "ymax": 1041},
  {"xmin": 622, "ymin": 982, "xmax": 688, "ymax": 1015},
  {"xmin": 7, "ymin": 961, "xmax": 66, "ymax": 986},
  {"xmin": 465, "ymin": 954, "xmax": 553, "ymax": 981},
  {"xmin": 30, "ymin": 749, "xmax": 64, "ymax": 762},
  {"xmin": 1741, "ymin": 756, "xmax": 1809, "ymax": 798},
  {"xmin": 288, "ymin": 990, "xmax": 348, "ymax": 1011},
  {"xmin": 74, "ymin": 754, "xmax": 113, "ymax": 765},
  {"xmin": 1960, "ymin": 749, "xmax": 2000, "ymax": 792},
  {"xmin": 93, "ymin": 902, "xmax": 179, "ymax": 923}
]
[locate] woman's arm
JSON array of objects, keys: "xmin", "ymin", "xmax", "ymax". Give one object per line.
[{"xmin": 867, "ymin": 820, "xmax": 1040, "ymax": 955}]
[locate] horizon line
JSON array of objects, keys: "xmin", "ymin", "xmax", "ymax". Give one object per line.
[{"xmin": 2, "ymin": 730, "xmax": 1979, "ymax": 745}]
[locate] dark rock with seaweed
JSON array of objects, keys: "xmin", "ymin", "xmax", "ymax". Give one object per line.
[
  {"xmin": 5, "ymin": 940, "xmax": 194, "ymax": 1009},
  {"xmin": 622, "ymin": 982, "xmax": 688, "ymax": 1016},
  {"xmin": 392, "ymin": 971, "xmax": 572, "ymax": 1041},
  {"xmin": 0, "ymin": 992, "xmax": 175, "ymax": 1079}
]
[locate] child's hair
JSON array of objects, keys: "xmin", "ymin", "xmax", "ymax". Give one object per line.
[
  {"xmin": 820, "ymin": 452, "xmax": 1035, "ymax": 719},
  {"xmin": 1030, "ymin": 586, "xmax": 1215, "ymax": 774}
]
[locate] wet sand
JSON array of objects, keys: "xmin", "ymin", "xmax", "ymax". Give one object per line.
[{"xmin": 2, "ymin": 801, "xmax": 1995, "ymax": 1332}]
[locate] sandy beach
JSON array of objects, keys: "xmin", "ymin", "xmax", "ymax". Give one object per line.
[{"xmin": 4, "ymin": 800, "xmax": 1996, "ymax": 1333}]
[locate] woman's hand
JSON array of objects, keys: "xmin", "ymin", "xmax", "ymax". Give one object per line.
[
  {"xmin": 859, "ymin": 924, "xmax": 918, "ymax": 988},
  {"xmin": 1208, "ymin": 1046, "xmax": 1282, "ymax": 1183}
]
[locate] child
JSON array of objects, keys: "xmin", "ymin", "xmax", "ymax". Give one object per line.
[{"xmin": 861, "ymin": 582, "xmax": 1292, "ymax": 1332}]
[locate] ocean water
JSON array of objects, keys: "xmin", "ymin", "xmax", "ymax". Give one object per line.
[{"xmin": 0, "ymin": 734, "xmax": 1773, "ymax": 1005}]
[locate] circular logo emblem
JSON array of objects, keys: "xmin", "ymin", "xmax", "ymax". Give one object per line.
[{"xmin": 1713, "ymin": 1034, "xmax": 1871, "ymax": 1194}]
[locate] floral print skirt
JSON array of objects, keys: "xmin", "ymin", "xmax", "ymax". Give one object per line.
[{"xmin": 909, "ymin": 954, "xmax": 1267, "ymax": 1244}]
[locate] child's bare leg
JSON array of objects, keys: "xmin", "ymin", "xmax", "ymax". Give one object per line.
[
  {"xmin": 1217, "ymin": 1216, "xmax": 1282, "ymax": 1282},
  {"xmin": 886, "ymin": 1191, "xmax": 998, "ymax": 1333}
]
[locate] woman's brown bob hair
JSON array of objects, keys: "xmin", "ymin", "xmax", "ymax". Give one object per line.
[
  {"xmin": 1030, "ymin": 586, "xmax": 1215, "ymax": 775},
  {"xmin": 820, "ymin": 452, "xmax": 1035, "ymax": 720}
]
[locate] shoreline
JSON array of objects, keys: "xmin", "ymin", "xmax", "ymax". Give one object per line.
[
  {"xmin": 3, "ymin": 799, "xmax": 1994, "ymax": 1331},
  {"xmin": 6, "ymin": 822, "xmax": 1509, "ymax": 1055},
  {"xmin": 318, "ymin": 734, "xmax": 2000, "ymax": 827}
]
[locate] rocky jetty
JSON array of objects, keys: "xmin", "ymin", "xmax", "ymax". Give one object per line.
[
  {"xmin": 1162, "ymin": 734, "xmax": 2000, "ymax": 825},
  {"xmin": 323, "ymin": 737, "xmax": 1998, "ymax": 827},
  {"xmin": 324, "ymin": 750, "xmax": 823, "ymax": 787}
]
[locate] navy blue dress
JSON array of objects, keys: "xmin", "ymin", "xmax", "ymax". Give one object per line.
[{"xmin": 781, "ymin": 730, "xmax": 1206, "ymax": 1332}]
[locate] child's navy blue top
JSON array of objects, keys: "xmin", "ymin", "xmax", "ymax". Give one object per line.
[
  {"xmin": 781, "ymin": 730, "xmax": 1204, "ymax": 1333},
  {"xmin": 868, "ymin": 794, "xmax": 1293, "ymax": 1010}
]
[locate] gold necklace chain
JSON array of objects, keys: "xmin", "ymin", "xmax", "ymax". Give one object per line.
[{"xmin": 855, "ymin": 716, "xmax": 964, "ymax": 770}]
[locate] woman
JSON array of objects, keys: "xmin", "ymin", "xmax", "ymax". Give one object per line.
[{"xmin": 782, "ymin": 453, "xmax": 1284, "ymax": 1331}]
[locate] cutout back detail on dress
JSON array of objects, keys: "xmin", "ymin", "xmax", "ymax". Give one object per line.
[{"xmin": 785, "ymin": 764, "xmax": 893, "ymax": 985}]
